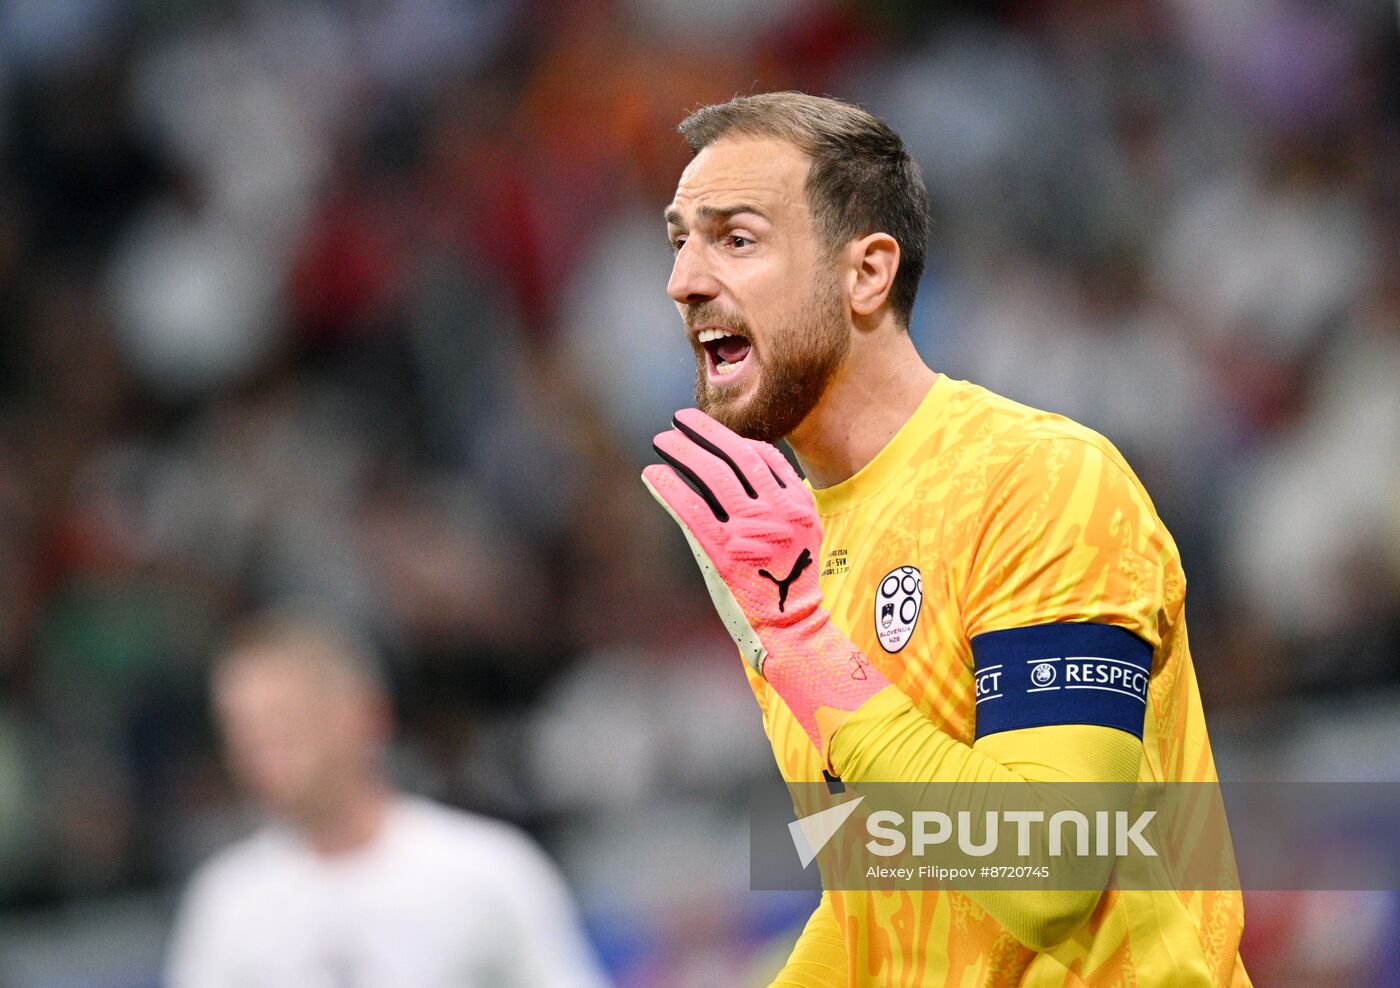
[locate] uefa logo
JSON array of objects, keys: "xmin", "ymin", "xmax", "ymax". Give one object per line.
[{"xmin": 1031, "ymin": 662, "xmax": 1057, "ymax": 687}]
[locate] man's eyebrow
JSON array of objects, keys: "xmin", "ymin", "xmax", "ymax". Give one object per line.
[{"xmin": 663, "ymin": 203, "xmax": 770, "ymax": 227}]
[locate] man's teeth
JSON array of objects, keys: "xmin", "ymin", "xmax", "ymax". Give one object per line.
[{"xmin": 695, "ymin": 327, "xmax": 749, "ymax": 375}]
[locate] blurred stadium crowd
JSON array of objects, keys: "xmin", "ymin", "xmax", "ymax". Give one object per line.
[{"xmin": 0, "ymin": 0, "xmax": 1397, "ymax": 985}]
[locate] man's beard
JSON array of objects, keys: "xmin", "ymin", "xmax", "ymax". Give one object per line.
[{"xmin": 688, "ymin": 274, "xmax": 850, "ymax": 443}]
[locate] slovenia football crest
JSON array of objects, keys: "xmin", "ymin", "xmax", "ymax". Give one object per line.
[{"xmin": 875, "ymin": 565, "xmax": 922, "ymax": 653}]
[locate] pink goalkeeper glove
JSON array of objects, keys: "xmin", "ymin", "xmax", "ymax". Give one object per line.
[{"xmin": 642, "ymin": 408, "xmax": 892, "ymax": 766}]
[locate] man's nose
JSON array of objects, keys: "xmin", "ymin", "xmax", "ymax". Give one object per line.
[{"xmin": 667, "ymin": 241, "xmax": 720, "ymax": 306}]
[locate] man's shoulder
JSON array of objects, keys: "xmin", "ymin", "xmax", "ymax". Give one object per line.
[
  {"xmin": 393, "ymin": 795, "xmax": 529, "ymax": 843},
  {"xmin": 939, "ymin": 377, "xmax": 1134, "ymax": 481},
  {"xmin": 180, "ymin": 826, "xmax": 294, "ymax": 906},
  {"xmin": 943, "ymin": 377, "xmax": 1118, "ymax": 454},
  {"xmin": 390, "ymin": 797, "xmax": 557, "ymax": 877}
]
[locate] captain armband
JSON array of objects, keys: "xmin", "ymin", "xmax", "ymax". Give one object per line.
[{"xmin": 971, "ymin": 623, "xmax": 1153, "ymax": 740}]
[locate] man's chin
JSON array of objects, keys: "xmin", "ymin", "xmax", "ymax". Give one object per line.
[
  {"xmin": 698, "ymin": 393, "xmax": 790, "ymax": 443},
  {"xmin": 695, "ymin": 355, "xmax": 830, "ymax": 443},
  {"xmin": 697, "ymin": 385, "xmax": 761, "ymax": 439}
]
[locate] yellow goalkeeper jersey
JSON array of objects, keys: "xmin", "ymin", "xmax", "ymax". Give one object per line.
[{"xmin": 749, "ymin": 375, "xmax": 1249, "ymax": 987}]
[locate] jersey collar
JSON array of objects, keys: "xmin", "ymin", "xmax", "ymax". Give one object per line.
[{"xmin": 809, "ymin": 374, "xmax": 951, "ymax": 517}]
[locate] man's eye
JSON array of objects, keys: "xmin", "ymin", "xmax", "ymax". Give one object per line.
[
  {"xmin": 669, "ymin": 236, "xmax": 687, "ymax": 254},
  {"xmin": 726, "ymin": 234, "xmax": 752, "ymax": 249}
]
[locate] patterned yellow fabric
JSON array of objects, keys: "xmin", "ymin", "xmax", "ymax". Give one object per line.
[{"xmin": 757, "ymin": 376, "xmax": 1249, "ymax": 987}]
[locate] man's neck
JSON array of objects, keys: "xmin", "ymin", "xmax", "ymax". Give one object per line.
[
  {"xmin": 296, "ymin": 781, "xmax": 392, "ymax": 858},
  {"xmin": 787, "ymin": 328, "xmax": 937, "ymax": 490}
]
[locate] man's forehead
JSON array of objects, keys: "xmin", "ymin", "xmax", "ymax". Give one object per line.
[
  {"xmin": 666, "ymin": 136, "xmax": 809, "ymax": 223},
  {"xmin": 217, "ymin": 647, "xmax": 354, "ymax": 696}
]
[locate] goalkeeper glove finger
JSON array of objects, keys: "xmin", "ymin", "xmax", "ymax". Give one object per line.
[{"xmin": 642, "ymin": 408, "xmax": 892, "ymax": 765}]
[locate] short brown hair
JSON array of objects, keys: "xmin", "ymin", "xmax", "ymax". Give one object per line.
[
  {"xmin": 213, "ymin": 607, "xmax": 386, "ymax": 697},
  {"xmin": 678, "ymin": 92, "xmax": 929, "ymax": 328}
]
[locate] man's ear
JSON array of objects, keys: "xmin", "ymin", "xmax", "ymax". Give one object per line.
[{"xmin": 847, "ymin": 233, "xmax": 901, "ymax": 318}]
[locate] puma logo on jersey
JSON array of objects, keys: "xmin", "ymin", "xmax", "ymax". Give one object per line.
[{"xmin": 758, "ymin": 548, "xmax": 813, "ymax": 612}]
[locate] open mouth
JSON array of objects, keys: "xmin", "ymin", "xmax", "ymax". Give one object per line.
[{"xmin": 696, "ymin": 327, "xmax": 752, "ymax": 378}]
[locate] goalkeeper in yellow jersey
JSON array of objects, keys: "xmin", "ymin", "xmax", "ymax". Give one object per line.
[{"xmin": 646, "ymin": 91, "xmax": 1250, "ymax": 987}]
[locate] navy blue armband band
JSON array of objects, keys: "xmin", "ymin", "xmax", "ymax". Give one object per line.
[{"xmin": 971, "ymin": 623, "xmax": 1153, "ymax": 740}]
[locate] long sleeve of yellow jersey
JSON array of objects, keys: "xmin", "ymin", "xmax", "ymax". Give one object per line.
[
  {"xmin": 824, "ymin": 435, "xmax": 1174, "ymax": 953},
  {"xmin": 769, "ymin": 892, "xmax": 846, "ymax": 987},
  {"xmin": 766, "ymin": 718, "xmax": 1141, "ymax": 983},
  {"xmin": 830, "ymin": 694, "xmax": 1141, "ymax": 951}
]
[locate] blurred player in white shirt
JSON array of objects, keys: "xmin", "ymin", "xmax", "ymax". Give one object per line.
[{"xmin": 166, "ymin": 611, "xmax": 610, "ymax": 988}]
